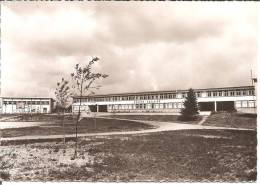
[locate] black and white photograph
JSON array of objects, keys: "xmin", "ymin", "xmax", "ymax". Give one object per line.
[{"xmin": 0, "ymin": 1, "xmax": 258, "ymax": 182}]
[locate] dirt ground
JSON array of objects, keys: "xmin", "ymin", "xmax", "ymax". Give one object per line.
[{"xmin": 0, "ymin": 129, "xmax": 256, "ymax": 182}]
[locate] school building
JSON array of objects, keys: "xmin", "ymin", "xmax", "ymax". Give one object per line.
[
  {"xmin": 0, "ymin": 97, "xmax": 54, "ymax": 114},
  {"xmin": 72, "ymin": 85, "xmax": 257, "ymax": 114}
]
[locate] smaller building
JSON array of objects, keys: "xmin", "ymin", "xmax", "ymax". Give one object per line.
[{"xmin": 0, "ymin": 97, "xmax": 54, "ymax": 114}]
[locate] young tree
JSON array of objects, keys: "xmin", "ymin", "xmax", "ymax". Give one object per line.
[
  {"xmin": 180, "ymin": 88, "xmax": 199, "ymax": 121},
  {"xmin": 71, "ymin": 57, "xmax": 108, "ymax": 157},
  {"xmin": 55, "ymin": 78, "xmax": 70, "ymax": 144}
]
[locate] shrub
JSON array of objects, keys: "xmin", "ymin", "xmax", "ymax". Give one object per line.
[{"xmin": 0, "ymin": 170, "xmax": 10, "ymax": 180}]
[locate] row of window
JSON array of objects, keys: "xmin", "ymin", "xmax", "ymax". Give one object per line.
[
  {"xmin": 2, "ymin": 101, "xmax": 50, "ymax": 105},
  {"xmin": 235, "ymin": 100, "xmax": 256, "ymax": 108},
  {"xmin": 74, "ymin": 89, "xmax": 255, "ymax": 103},
  {"xmin": 107, "ymin": 103, "xmax": 185, "ymax": 110}
]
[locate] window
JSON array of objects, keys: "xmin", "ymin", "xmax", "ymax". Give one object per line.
[
  {"xmin": 236, "ymin": 91, "xmax": 241, "ymax": 96},
  {"xmin": 160, "ymin": 94, "xmax": 164, "ymax": 99},
  {"xmin": 230, "ymin": 91, "xmax": 235, "ymax": 96},
  {"xmin": 218, "ymin": 91, "xmax": 223, "ymax": 96},
  {"xmin": 242, "ymin": 101, "xmax": 248, "ymax": 107},
  {"xmin": 213, "ymin": 92, "xmax": 217, "ymax": 97},
  {"xmin": 163, "ymin": 103, "xmax": 167, "ymax": 109},
  {"xmin": 242, "ymin": 91, "xmax": 247, "ymax": 96},
  {"xmin": 248, "ymin": 101, "xmax": 255, "ymax": 108},
  {"xmin": 196, "ymin": 92, "xmax": 201, "ymax": 98},
  {"xmin": 235, "ymin": 101, "xmax": 241, "ymax": 108},
  {"xmin": 207, "ymin": 92, "xmax": 212, "ymax": 97},
  {"xmin": 182, "ymin": 93, "xmax": 186, "ymax": 98},
  {"xmin": 224, "ymin": 91, "xmax": 229, "ymax": 96},
  {"xmin": 249, "ymin": 90, "xmax": 254, "ymax": 96}
]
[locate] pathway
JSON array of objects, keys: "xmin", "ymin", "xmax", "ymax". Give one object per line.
[{"xmin": 0, "ymin": 116, "xmax": 254, "ymax": 142}]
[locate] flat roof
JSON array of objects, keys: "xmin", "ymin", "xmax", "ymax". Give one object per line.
[
  {"xmin": 0, "ymin": 97, "xmax": 54, "ymax": 100},
  {"xmin": 73, "ymin": 85, "xmax": 255, "ymax": 98}
]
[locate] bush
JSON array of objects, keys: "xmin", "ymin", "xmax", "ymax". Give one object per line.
[
  {"xmin": 178, "ymin": 115, "xmax": 199, "ymax": 121},
  {"xmin": 0, "ymin": 170, "xmax": 10, "ymax": 180}
]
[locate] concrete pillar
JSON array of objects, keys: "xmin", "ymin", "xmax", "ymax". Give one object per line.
[
  {"xmin": 214, "ymin": 101, "xmax": 217, "ymax": 112},
  {"xmin": 97, "ymin": 105, "xmax": 99, "ymax": 112}
]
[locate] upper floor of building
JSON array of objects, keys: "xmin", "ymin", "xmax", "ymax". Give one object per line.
[
  {"xmin": 73, "ymin": 85, "xmax": 256, "ymax": 103},
  {"xmin": 0, "ymin": 97, "xmax": 54, "ymax": 106}
]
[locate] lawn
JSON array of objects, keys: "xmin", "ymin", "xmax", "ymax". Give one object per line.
[
  {"xmin": 103, "ymin": 114, "xmax": 201, "ymax": 124},
  {"xmin": 0, "ymin": 129, "xmax": 256, "ymax": 182},
  {"xmin": 203, "ymin": 112, "xmax": 256, "ymax": 129},
  {"xmin": 0, "ymin": 114, "xmax": 74, "ymax": 122},
  {"xmin": 1, "ymin": 117, "xmax": 154, "ymax": 138}
]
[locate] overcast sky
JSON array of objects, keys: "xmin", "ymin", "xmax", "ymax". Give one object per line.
[{"xmin": 1, "ymin": 2, "xmax": 258, "ymax": 97}]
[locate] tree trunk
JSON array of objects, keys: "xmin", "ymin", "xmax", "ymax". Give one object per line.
[
  {"xmin": 62, "ymin": 109, "xmax": 66, "ymax": 145},
  {"xmin": 94, "ymin": 113, "xmax": 97, "ymax": 130},
  {"xmin": 75, "ymin": 97, "xmax": 82, "ymax": 157}
]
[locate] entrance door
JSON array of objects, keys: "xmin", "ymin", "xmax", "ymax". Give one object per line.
[{"xmin": 43, "ymin": 108, "xmax": 47, "ymax": 113}]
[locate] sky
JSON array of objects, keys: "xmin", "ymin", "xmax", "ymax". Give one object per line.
[{"xmin": 1, "ymin": 2, "xmax": 258, "ymax": 98}]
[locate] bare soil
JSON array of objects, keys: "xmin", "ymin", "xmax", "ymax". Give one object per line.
[{"xmin": 1, "ymin": 129, "xmax": 256, "ymax": 182}]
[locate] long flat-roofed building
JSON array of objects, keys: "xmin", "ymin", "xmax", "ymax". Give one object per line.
[
  {"xmin": 72, "ymin": 85, "xmax": 256, "ymax": 114},
  {"xmin": 0, "ymin": 97, "xmax": 54, "ymax": 114}
]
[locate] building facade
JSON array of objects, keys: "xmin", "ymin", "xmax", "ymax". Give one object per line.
[
  {"xmin": 0, "ymin": 97, "xmax": 54, "ymax": 114},
  {"xmin": 72, "ymin": 86, "xmax": 257, "ymax": 114}
]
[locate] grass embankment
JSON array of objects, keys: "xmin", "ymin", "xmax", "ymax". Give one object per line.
[
  {"xmin": 203, "ymin": 112, "xmax": 256, "ymax": 129},
  {"xmin": 1, "ymin": 129, "xmax": 256, "ymax": 181},
  {"xmin": 1, "ymin": 117, "xmax": 154, "ymax": 138}
]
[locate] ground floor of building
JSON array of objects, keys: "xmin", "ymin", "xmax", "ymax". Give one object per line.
[{"xmin": 72, "ymin": 100, "xmax": 257, "ymax": 114}]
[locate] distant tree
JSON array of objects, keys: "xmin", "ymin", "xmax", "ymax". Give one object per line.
[
  {"xmin": 180, "ymin": 88, "xmax": 199, "ymax": 121},
  {"xmin": 55, "ymin": 78, "xmax": 70, "ymax": 144},
  {"xmin": 70, "ymin": 57, "xmax": 108, "ymax": 157}
]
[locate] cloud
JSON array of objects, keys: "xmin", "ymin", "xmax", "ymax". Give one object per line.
[{"xmin": 1, "ymin": 2, "xmax": 257, "ymax": 97}]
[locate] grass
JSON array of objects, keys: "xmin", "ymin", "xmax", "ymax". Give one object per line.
[
  {"xmin": 103, "ymin": 114, "xmax": 201, "ymax": 124},
  {"xmin": 203, "ymin": 112, "xmax": 256, "ymax": 129},
  {"xmin": 0, "ymin": 114, "xmax": 74, "ymax": 122},
  {"xmin": 1, "ymin": 129, "xmax": 256, "ymax": 181},
  {"xmin": 1, "ymin": 117, "xmax": 154, "ymax": 138}
]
